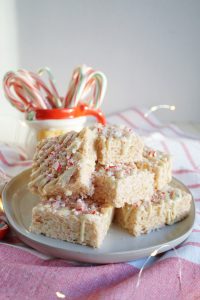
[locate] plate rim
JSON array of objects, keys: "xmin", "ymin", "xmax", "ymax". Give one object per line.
[{"xmin": 2, "ymin": 169, "xmax": 195, "ymax": 263}]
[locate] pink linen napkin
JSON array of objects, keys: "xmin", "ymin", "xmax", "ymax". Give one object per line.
[{"xmin": 0, "ymin": 106, "xmax": 200, "ymax": 300}]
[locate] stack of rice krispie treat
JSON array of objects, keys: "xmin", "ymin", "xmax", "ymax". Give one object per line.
[
  {"xmin": 93, "ymin": 125, "xmax": 155, "ymax": 207},
  {"xmin": 29, "ymin": 127, "xmax": 114, "ymax": 248},
  {"xmin": 114, "ymin": 146, "xmax": 192, "ymax": 236},
  {"xmin": 29, "ymin": 124, "xmax": 192, "ymax": 248}
]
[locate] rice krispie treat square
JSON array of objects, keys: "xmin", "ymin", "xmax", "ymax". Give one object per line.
[
  {"xmin": 28, "ymin": 127, "xmax": 97, "ymax": 197},
  {"xmin": 93, "ymin": 163, "xmax": 154, "ymax": 208},
  {"xmin": 115, "ymin": 184, "xmax": 192, "ymax": 236},
  {"xmin": 30, "ymin": 196, "xmax": 114, "ymax": 248},
  {"xmin": 136, "ymin": 147, "xmax": 172, "ymax": 190},
  {"xmin": 93, "ymin": 124, "xmax": 144, "ymax": 165}
]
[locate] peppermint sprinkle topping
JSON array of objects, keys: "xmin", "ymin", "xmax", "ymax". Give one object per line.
[{"xmin": 43, "ymin": 195, "xmax": 101, "ymax": 215}]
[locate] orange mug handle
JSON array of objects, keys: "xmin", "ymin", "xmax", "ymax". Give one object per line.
[
  {"xmin": 34, "ymin": 103, "xmax": 106, "ymax": 125},
  {"xmin": 73, "ymin": 103, "xmax": 106, "ymax": 125}
]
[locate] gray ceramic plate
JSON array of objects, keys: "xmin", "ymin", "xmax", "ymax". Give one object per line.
[{"xmin": 2, "ymin": 169, "xmax": 195, "ymax": 264}]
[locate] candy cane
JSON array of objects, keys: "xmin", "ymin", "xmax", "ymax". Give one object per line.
[
  {"xmin": 3, "ymin": 72, "xmax": 35, "ymax": 112},
  {"xmin": 64, "ymin": 65, "xmax": 107, "ymax": 109},
  {"xmin": 65, "ymin": 65, "xmax": 88, "ymax": 108},
  {"xmin": 16, "ymin": 71, "xmax": 49, "ymax": 109},
  {"xmin": 3, "ymin": 71, "xmax": 49, "ymax": 110},
  {"xmin": 83, "ymin": 71, "xmax": 107, "ymax": 108},
  {"xmin": 20, "ymin": 70, "xmax": 55, "ymax": 108},
  {"xmin": 37, "ymin": 67, "xmax": 62, "ymax": 108},
  {"xmin": 3, "ymin": 69, "xmax": 63, "ymax": 112},
  {"xmin": 3, "ymin": 65, "xmax": 107, "ymax": 113}
]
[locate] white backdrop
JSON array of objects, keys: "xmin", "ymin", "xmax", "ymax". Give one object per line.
[{"xmin": 0, "ymin": 0, "xmax": 200, "ymax": 122}]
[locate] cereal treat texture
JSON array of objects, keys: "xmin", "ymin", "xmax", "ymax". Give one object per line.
[
  {"xmin": 30, "ymin": 196, "xmax": 114, "ymax": 248},
  {"xmin": 93, "ymin": 124, "xmax": 144, "ymax": 165},
  {"xmin": 93, "ymin": 163, "xmax": 154, "ymax": 208},
  {"xmin": 115, "ymin": 184, "xmax": 192, "ymax": 236},
  {"xmin": 28, "ymin": 127, "xmax": 97, "ymax": 197},
  {"xmin": 136, "ymin": 147, "xmax": 172, "ymax": 190}
]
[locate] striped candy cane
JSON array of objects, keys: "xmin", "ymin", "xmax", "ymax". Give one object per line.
[
  {"xmin": 3, "ymin": 65, "xmax": 107, "ymax": 113},
  {"xmin": 65, "ymin": 65, "xmax": 107, "ymax": 109},
  {"xmin": 3, "ymin": 71, "xmax": 51, "ymax": 111}
]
